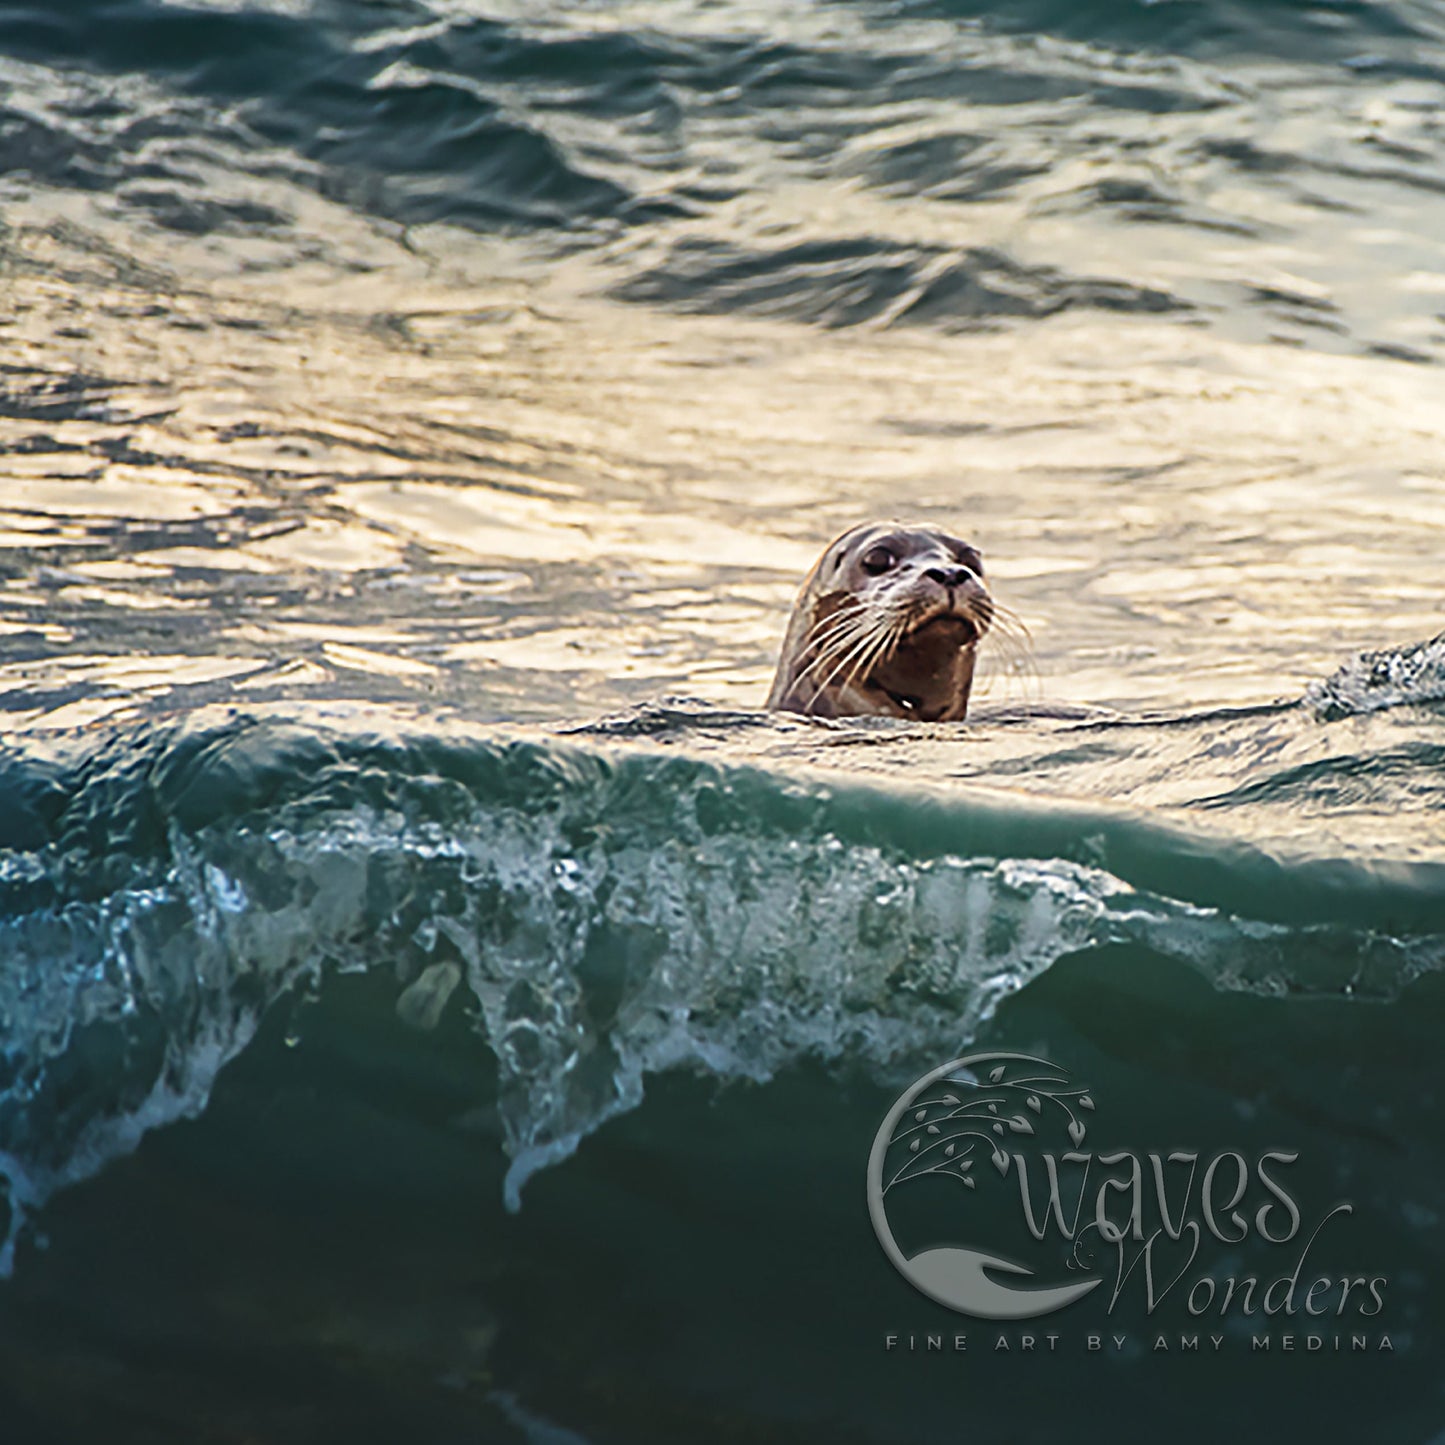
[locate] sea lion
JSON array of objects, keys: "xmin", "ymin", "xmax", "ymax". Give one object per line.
[{"xmin": 767, "ymin": 522, "xmax": 994, "ymax": 721}]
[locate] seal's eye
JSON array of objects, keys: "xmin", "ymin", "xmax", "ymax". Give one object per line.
[
  {"xmin": 860, "ymin": 545, "xmax": 896, "ymax": 576},
  {"xmin": 947, "ymin": 543, "xmax": 983, "ymax": 576}
]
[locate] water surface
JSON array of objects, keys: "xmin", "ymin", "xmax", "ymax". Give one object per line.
[{"xmin": 2, "ymin": 1, "xmax": 1444, "ymax": 1440}]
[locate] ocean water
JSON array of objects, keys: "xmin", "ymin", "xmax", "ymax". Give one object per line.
[{"xmin": 2, "ymin": 0, "xmax": 1445, "ymax": 1440}]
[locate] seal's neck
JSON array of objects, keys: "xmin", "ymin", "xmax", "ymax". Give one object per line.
[
  {"xmin": 770, "ymin": 607, "xmax": 980, "ymax": 721},
  {"xmin": 867, "ymin": 627, "xmax": 978, "ymax": 722}
]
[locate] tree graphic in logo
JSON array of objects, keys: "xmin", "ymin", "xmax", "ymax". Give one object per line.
[{"xmin": 867, "ymin": 1051, "xmax": 1104, "ymax": 1319}]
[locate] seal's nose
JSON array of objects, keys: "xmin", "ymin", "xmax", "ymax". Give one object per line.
[{"xmin": 924, "ymin": 565, "xmax": 975, "ymax": 590}]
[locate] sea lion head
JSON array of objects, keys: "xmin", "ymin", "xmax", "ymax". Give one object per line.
[{"xmin": 767, "ymin": 522, "xmax": 994, "ymax": 722}]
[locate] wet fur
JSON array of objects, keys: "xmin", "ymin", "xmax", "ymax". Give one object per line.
[{"xmin": 767, "ymin": 523, "xmax": 995, "ymax": 722}]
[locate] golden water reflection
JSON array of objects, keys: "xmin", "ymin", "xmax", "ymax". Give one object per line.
[{"xmin": 0, "ymin": 208, "xmax": 1442, "ymax": 730}]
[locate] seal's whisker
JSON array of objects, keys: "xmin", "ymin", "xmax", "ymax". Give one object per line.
[
  {"xmin": 794, "ymin": 613, "xmax": 873, "ymax": 686},
  {"xmin": 768, "ymin": 523, "xmax": 1011, "ymax": 723},
  {"xmin": 805, "ymin": 600, "xmax": 868, "ymax": 635},
  {"xmin": 807, "ymin": 617, "xmax": 894, "ymax": 709},
  {"xmin": 796, "ymin": 607, "xmax": 870, "ymax": 666},
  {"xmin": 986, "ymin": 600, "xmax": 1031, "ymax": 641},
  {"xmin": 796, "ymin": 630, "xmax": 877, "ymax": 707},
  {"xmin": 839, "ymin": 617, "xmax": 899, "ymax": 697},
  {"xmin": 985, "ymin": 613, "xmax": 1031, "ymax": 655},
  {"xmin": 862, "ymin": 615, "xmax": 910, "ymax": 690},
  {"xmin": 797, "ymin": 598, "xmax": 895, "ymax": 680},
  {"xmin": 981, "ymin": 641, "xmax": 1039, "ymax": 692},
  {"xmin": 977, "ymin": 598, "xmax": 1032, "ymax": 652},
  {"xmin": 809, "ymin": 628, "xmax": 885, "ymax": 704},
  {"xmin": 795, "ymin": 602, "xmax": 874, "ymax": 661},
  {"xmin": 983, "ymin": 616, "xmax": 1033, "ymax": 663},
  {"xmin": 982, "ymin": 599, "xmax": 1029, "ymax": 637},
  {"xmin": 976, "ymin": 598, "xmax": 1040, "ymax": 701},
  {"xmin": 850, "ymin": 609, "xmax": 913, "ymax": 696}
]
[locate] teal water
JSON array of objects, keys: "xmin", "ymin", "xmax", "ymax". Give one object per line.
[
  {"xmin": 2, "ymin": 0, "xmax": 1445, "ymax": 1439},
  {"xmin": 3, "ymin": 673, "xmax": 1445, "ymax": 1439}
]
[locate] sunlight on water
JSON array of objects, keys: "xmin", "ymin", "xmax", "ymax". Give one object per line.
[
  {"xmin": 2, "ymin": 4, "xmax": 1445, "ymax": 1439},
  {"xmin": 2, "ymin": 218, "xmax": 1442, "ymax": 727},
  {"xmin": 1, "ymin": 0, "xmax": 1443, "ymax": 730}
]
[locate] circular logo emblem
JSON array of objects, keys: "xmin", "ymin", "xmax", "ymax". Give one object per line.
[{"xmin": 867, "ymin": 1051, "xmax": 1103, "ymax": 1319}]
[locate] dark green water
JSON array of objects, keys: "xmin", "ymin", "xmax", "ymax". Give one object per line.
[
  {"xmin": 3, "ymin": 0, "xmax": 1445, "ymax": 1438},
  {"xmin": 1, "ymin": 684, "xmax": 1444, "ymax": 1441}
]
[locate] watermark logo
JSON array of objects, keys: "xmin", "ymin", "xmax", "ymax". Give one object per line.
[
  {"xmin": 868, "ymin": 1052, "xmax": 1104, "ymax": 1319},
  {"xmin": 868, "ymin": 1051, "xmax": 1385, "ymax": 1330}
]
